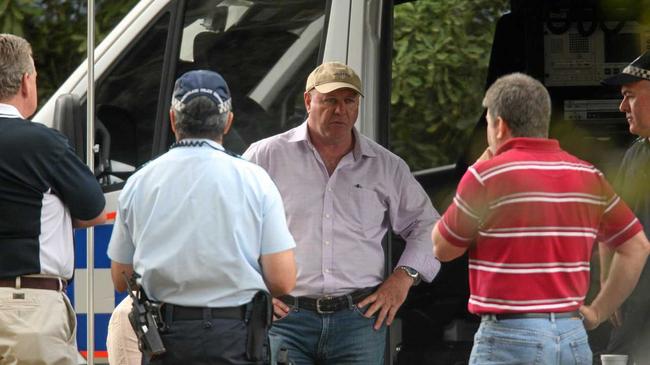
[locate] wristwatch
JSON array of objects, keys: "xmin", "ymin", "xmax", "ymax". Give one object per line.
[{"xmin": 395, "ymin": 266, "xmax": 421, "ymax": 286}]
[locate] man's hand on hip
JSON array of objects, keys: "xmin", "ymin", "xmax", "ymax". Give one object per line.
[
  {"xmin": 357, "ymin": 270, "xmax": 413, "ymax": 330},
  {"xmin": 579, "ymin": 304, "xmax": 601, "ymax": 331},
  {"xmin": 272, "ymin": 297, "xmax": 291, "ymax": 321}
]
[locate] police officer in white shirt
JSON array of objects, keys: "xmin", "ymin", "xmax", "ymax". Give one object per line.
[{"xmin": 107, "ymin": 70, "xmax": 296, "ymax": 364}]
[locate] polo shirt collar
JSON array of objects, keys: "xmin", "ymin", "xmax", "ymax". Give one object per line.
[
  {"xmin": 0, "ymin": 103, "xmax": 24, "ymax": 119},
  {"xmin": 290, "ymin": 120, "xmax": 376, "ymax": 160},
  {"xmin": 496, "ymin": 137, "xmax": 561, "ymax": 155}
]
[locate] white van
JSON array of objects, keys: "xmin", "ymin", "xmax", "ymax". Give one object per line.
[{"xmin": 33, "ymin": 0, "xmax": 398, "ymax": 362}]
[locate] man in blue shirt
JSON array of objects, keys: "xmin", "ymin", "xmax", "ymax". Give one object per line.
[{"xmin": 107, "ymin": 70, "xmax": 296, "ymax": 364}]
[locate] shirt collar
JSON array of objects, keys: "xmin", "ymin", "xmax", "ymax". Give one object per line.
[
  {"xmin": 495, "ymin": 137, "xmax": 561, "ymax": 155},
  {"xmin": 0, "ymin": 103, "xmax": 24, "ymax": 119},
  {"xmin": 351, "ymin": 127, "xmax": 376, "ymax": 159},
  {"xmin": 176, "ymin": 138, "xmax": 225, "ymax": 151},
  {"xmin": 289, "ymin": 120, "xmax": 376, "ymax": 160},
  {"xmin": 287, "ymin": 121, "xmax": 309, "ymax": 143}
]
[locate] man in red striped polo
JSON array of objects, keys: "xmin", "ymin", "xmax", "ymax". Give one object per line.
[{"xmin": 432, "ymin": 72, "xmax": 650, "ymax": 365}]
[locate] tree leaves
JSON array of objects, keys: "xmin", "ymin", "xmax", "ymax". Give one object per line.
[
  {"xmin": 0, "ymin": 0, "xmax": 42, "ymax": 36},
  {"xmin": 391, "ymin": 0, "xmax": 508, "ymax": 170},
  {"xmin": 0, "ymin": 0, "xmax": 138, "ymax": 106}
]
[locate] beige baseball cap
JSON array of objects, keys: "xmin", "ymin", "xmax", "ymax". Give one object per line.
[{"xmin": 305, "ymin": 61, "xmax": 363, "ymax": 96}]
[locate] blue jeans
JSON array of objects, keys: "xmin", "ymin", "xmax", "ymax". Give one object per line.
[
  {"xmin": 269, "ymin": 305, "xmax": 386, "ymax": 365},
  {"xmin": 469, "ymin": 316, "xmax": 592, "ymax": 365}
]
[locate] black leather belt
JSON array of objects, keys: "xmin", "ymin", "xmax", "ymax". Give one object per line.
[
  {"xmin": 162, "ymin": 304, "xmax": 246, "ymax": 321},
  {"xmin": 0, "ymin": 277, "xmax": 67, "ymax": 291},
  {"xmin": 279, "ymin": 287, "xmax": 376, "ymax": 314},
  {"xmin": 481, "ymin": 310, "xmax": 582, "ymax": 321}
]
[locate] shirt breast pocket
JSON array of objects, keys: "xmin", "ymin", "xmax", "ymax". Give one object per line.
[{"xmin": 349, "ymin": 187, "xmax": 387, "ymax": 236}]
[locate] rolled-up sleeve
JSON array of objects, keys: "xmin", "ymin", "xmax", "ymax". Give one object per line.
[
  {"xmin": 107, "ymin": 186, "xmax": 136, "ymax": 264},
  {"xmin": 390, "ymin": 160, "xmax": 440, "ymax": 283}
]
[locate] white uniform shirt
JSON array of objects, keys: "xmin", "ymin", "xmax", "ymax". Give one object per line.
[{"xmin": 108, "ymin": 139, "xmax": 295, "ymax": 307}]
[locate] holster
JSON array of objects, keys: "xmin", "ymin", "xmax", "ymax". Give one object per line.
[
  {"xmin": 124, "ymin": 274, "xmax": 166, "ymax": 357},
  {"xmin": 246, "ymin": 290, "xmax": 273, "ymax": 362}
]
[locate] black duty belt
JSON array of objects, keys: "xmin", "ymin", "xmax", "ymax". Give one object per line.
[
  {"xmin": 279, "ymin": 287, "xmax": 376, "ymax": 314},
  {"xmin": 0, "ymin": 277, "xmax": 67, "ymax": 291},
  {"xmin": 481, "ymin": 310, "xmax": 582, "ymax": 321},
  {"xmin": 162, "ymin": 303, "xmax": 247, "ymax": 321}
]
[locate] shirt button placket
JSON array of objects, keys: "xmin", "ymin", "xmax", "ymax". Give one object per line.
[{"xmin": 322, "ymin": 181, "xmax": 335, "ymax": 292}]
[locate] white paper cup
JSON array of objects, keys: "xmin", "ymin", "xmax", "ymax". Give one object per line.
[{"xmin": 601, "ymin": 354, "xmax": 628, "ymax": 365}]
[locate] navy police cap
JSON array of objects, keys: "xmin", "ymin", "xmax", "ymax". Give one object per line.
[{"xmin": 172, "ymin": 70, "xmax": 232, "ymax": 113}]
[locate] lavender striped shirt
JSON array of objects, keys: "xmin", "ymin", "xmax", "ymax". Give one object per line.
[{"xmin": 244, "ymin": 122, "xmax": 440, "ymax": 297}]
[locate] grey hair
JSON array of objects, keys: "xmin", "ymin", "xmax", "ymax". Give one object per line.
[
  {"xmin": 171, "ymin": 95, "xmax": 230, "ymax": 140},
  {"xmin": 482, "ymin": 73, "xmax": 551, "ymax": 138},
  {"xmin": 0, "ymin": 34, "xmax": 35, "ymax": 101}
]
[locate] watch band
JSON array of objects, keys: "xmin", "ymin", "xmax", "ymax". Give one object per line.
[{"xmin": 395, "ymin": 266, "xmax": 421, "ymax": 286}]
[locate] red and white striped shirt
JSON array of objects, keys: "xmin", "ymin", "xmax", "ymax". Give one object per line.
[{"xmin": 439, "ymin": 138, "xmax": 642, "ymax": 314}]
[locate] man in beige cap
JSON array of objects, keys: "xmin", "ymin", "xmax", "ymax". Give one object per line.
[{"xmin": 244, "ymin": 62, "xmax": 440, "ymax": 364}]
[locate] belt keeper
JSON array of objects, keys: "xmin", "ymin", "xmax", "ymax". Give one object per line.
[
  {"xmin": 345, "ymin": 294, "xmax": 354, "ymax": 310},
  {"xmin": 15, "ymin": 276, "xmax": 21, "ymax": 289},
  {"xmin": 290, "ymin": 295, "xmax": 298, "ymax": 310}
]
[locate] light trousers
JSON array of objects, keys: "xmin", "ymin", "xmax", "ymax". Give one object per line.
[
  {"xmin": 107, "ymin": 296, "xmax": 142, "ymax": 365},
  {"xmin": 0, "ymin": 287, "xmax": 78, "ymax": 365}
]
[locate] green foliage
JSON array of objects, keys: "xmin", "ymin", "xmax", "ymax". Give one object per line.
[
  {"xmin": 391, "ymin": 0, "xmax": 508, "ymax": 170},
  {"xmin": 0, "ymin": 0, "xmax": 41, "ymax": 36},
  {"xmin": 0, "ymin": 0, "xmax": 138, "ymax": 105}
]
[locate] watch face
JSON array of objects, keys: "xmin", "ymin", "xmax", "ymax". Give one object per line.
[{"xmin": 400, "ymin": 266, "xmax": 418, "ymax": 277}]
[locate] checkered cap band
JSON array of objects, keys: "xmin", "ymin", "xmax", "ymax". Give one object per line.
[
  {"xmin": 622, "ymin": 65, "xmax": 650, "ymax": 81},
  {"xmin": 172, "ymin": 88, "xmax": 232, "ymax": 114}
]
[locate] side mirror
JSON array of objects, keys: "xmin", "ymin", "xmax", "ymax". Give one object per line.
[
  {"xmin": 53, "ymin": 93, "xmax": 112, "ymax": 182},
  {"xmin": 53, "ymin": 93, "xmax": 84, "ymax": 160}
]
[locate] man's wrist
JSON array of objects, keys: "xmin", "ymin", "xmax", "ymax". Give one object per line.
[{"xmin": 394, "ymin": 266, "xmax": 421, "ymax": 286}]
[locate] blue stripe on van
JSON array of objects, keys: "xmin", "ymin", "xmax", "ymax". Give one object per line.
[
  {"xmin": 74, "ymin": 225, "xmax": 114, "ymax": 269},
  {"xmin": 76, "ymin": 313, "xmax": 111, "ymax": 351}
]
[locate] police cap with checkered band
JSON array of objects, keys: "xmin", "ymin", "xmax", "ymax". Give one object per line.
[{"xmin": 602, "ymin": 51, "xmax": 650, "ymax": 86}]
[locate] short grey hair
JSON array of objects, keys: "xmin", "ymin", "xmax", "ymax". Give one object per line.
[
  {"xmin": 482, "ymin": 73, "xmax": 551, "ymax": 138},
  {"xmin": 0, "ymin": 34, "xmax": 35, "ymax": 101},
  {"xmin": 171, "ymin": 95, "xmax": 230, "ymax": 140}
]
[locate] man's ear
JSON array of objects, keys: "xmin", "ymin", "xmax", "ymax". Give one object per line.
[
  {"xmin": 223, "ymin": 111, "xmax": 234, "ymax": 135},
  {"xmin": 169, "ymin": 109, "xmax": 177, "ymax": 134},
  {"xmin": 496, "ymin": 116, "xmax": 511, "ymax": 140},
  {"xmin": 304, "ymin": 91, "xmax": 312, "ymax": 113},
  {"xmin": 20, "ymin": 73, "xmax": 31, "ymax": 98}
]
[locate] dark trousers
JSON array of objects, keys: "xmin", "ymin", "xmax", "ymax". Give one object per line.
[
  {"xmin": 606, "ymin": 305, "xmax": 650, "ymax": 365},
  {"xmin": 146, "ymin": 317, "xmax": 259, "ymax": 365},
  {"xmin": 606, "ymin": 264, "xmax": 650, "ymax": 364}
]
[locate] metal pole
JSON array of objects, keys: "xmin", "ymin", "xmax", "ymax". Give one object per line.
[{"xmin": 86, "ymin": 0, "xmax": 95, "ymax": 363}]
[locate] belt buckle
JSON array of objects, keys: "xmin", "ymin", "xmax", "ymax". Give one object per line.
[{"xmin": 315, "ymin": 296, "xmax": 334, "ymax": 314}]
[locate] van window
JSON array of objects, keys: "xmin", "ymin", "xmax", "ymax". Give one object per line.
[
  {"xmin": 389, "ymin": 1, "xmax": 509, "ymax": 171},
  {"xmin": 173, "ymin": 0, "xmax": 326, "ymax": 153},
  {"xmin": 94, "ymin": 12, "xmax": 171, "ymax": 186}
]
